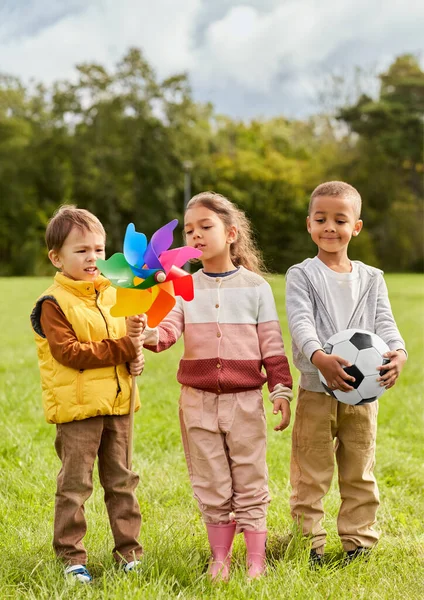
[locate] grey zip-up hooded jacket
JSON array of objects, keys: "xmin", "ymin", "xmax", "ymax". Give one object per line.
[{"xmin": 285, "ymin": 258, "xmax": 406, "ymax": 392}]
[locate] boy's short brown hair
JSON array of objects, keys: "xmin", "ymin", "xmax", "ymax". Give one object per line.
[
  {"xmin": 309, "ymin": 181, "xmax": 362, "ymax": 220},
  {"xmin": 46, "ymin": 205, "xmax": 106, "ymax": 251}
]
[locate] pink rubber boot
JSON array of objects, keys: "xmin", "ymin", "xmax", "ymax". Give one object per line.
[
  {"xmin": 244, "ymin": 530, "xmax": 267, "ymax": 578},
  {"xmin": 206, "ymin": 522, "xmax": 236, "ymax": 582}
]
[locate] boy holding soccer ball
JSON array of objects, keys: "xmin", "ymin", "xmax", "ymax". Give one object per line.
[{"xmin": 285, "ymin": 181, "xmax": 407, "ymax": 564}]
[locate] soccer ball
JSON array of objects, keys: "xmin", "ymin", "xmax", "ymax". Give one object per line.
[{"xmin": 318, "ymin": 329, "xmax": 390, "ymax": 405}]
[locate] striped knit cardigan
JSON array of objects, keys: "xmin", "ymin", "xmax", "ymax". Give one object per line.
[{"xmin": 144, "ymin": 266, "xmax": 293, "ymax": 399}]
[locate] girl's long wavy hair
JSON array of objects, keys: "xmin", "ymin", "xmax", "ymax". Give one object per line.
[{"xmin": 185, "ymin": 191, "xmax": 266, "ymax": 275}]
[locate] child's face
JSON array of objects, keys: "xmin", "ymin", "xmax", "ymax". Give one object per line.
[
  {"xmin": 184, "ymin": 205, "xmax": 236, "ymax": 263},
  {"xmin": 48, "ymin": 227, "xmax": 106, "ymax": 282},
  {"xmin": 307, "ymin": 195, "xmax": 362, "ymax": 255}
]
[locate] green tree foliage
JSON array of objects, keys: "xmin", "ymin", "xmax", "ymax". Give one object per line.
[
  {"xmin": 192, "ymin": 117, "xmax": 319, "ymax": 271},
  {"xmin": 0, "ymin": 50, "xmax": 422, "ymax": 275},
  {"xmin": 336, "ymin": 54, "xmax": 424, "ymax": 271}
]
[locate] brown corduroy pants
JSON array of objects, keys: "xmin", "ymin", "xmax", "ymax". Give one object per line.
[
  {"xmin": 290, "ymin": 388, "xmax": 380, "ymax": 552},
  {"xmin": 179, "ymin": 386, "xmax": 270, "ymax": 532},
  {"xmin": 53, "ymin": 415, "xmax": 143, "ymax": 565}
]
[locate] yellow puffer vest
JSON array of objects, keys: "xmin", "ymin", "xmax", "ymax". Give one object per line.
[{"xmin": 31, "ymin": 272, "xmax": 140, "ymax": 424}]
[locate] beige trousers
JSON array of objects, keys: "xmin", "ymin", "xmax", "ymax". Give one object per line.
[
  {"xmin": 179, "ymin": 386, "xmax": 270, "ymax": 532},
  {"xmin": 290, "ymin": 388, "xmax": 380, "ymax": 552}
]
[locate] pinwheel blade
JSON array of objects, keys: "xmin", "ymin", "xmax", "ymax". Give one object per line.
[
  {"xmin": 144, "ymin": 220, "xmax": 178, "ymax": 270},
  {"xmin": 123, "ymin": 223, "xmax": 148, "ymax": 269},
  {"xmin": 131, "ymin": 265, "xmax": 160, "ymax": 279},
  {"xmin": 164, "ymin": 265, "xmax": 188, "ymax": 282},
  {"xmin": 97, "ymin": 254, "xmax": 135, "ymax": 288},
  {"xmin": 133, "ymin": 272, "xmax": 165, "ymax": 290},
  {"xmin": 146, "ymin": 281, "xmax": 176, "ymax": 327},
  {"xmin": 110, "ymin": 286, "xmax": 159, "ymax": 317},
  {"xmin": 172, "ymin": 273, "xmax": 195, "ymax": 301},
  {"xmin": 159, "ymin": 246, "xmax": 203, "ymax": 273}
]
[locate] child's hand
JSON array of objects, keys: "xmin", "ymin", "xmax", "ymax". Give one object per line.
[
  {"xmin": 273, "ymin": 398, "xmax": 291, "ymax": 432},
  {"xmin": 129, "ymin": 333, "xmax": 145, "ymax": 354},
  {"xmin": 312, "ymin": 350, "xmax": 355, "ymax": 392},
  {"xmin": 129, "ymin": 351, "xmax": 145, "ymax": 376},
  {"xmin": 126, "ymin": 314, "xmax": 146, "ymax": 337},
  {"xmin": 377, "ymin": 349, "xmax": 407, "ymax": 389}
]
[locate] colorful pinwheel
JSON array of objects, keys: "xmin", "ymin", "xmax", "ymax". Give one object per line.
[{"xmin": 97, "ymin": 219, "xmax": 202, "ymax": 327}]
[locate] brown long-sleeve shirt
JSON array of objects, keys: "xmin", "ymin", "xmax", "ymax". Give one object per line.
[{"xmin": 40, "ymin": 299, "xmax": 137, "ymax": 370}]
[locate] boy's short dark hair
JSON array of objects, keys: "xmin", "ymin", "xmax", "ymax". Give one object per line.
[
  {"xmin": 46, "ymin": 205, "xmax": 106, "ymax": 251},
  {"xmin": 309, "ymin": 181, "xmax": 362, "ymax": 220}
]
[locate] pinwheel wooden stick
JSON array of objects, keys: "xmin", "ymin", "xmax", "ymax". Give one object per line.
[
  {"xmin": 128, "ymin": 375, "xmax": 137, "ymax": 469},
  {"xmin": 97, "ymin": 220, "xmax": 201, "ymax": 468}
]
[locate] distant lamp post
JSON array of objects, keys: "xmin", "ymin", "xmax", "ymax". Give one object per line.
[
  {"xmin": 183, "ymin": 161, "xmax": 193, "ymax": 272},
  {"xmin": 183, "ymin": 160, "xmax": 193, "ymax": 211}
]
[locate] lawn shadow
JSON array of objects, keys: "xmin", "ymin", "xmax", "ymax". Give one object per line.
[{"xmin": 266, "ymin": 531, "xmax": 293, "ymax": 563}]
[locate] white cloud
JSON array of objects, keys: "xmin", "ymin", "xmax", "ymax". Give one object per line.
[
  {"xmin": 194, "ymin": 0, "xmax": 423, "ymax": 91},
  {"xmin": 0, "ymin": 0, "xmax": 88, "ymax": 45},
  {"xmin": 0, "ymin": 0, "xmax": 200, "ymax": 84},
  {"xmin": 0, "ymin": 0, "xmax": 422, "ymax": 117}
]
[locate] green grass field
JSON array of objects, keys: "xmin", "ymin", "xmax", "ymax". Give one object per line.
[{"xmin": 0, "ymin": 274, "xmax": 423, "ymax": 599}]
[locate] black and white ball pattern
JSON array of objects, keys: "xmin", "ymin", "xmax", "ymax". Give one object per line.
[{"xmin": 318, "ymin": 329, "xmax": 390, "ymax": 405}]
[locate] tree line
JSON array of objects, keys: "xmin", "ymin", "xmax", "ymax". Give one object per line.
[{"xmin": 0, "ymin": 49, "xmax": 422, "ymax": 275}]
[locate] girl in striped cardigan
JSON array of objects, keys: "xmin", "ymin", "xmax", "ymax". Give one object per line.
[{"xmin": 143, "ymin": 191, "xmax": 293, "ymax": 580}]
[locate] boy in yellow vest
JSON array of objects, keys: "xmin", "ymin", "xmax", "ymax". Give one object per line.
[{"xmin": 31, "ymin": 206, "xmax": 145, "ymax": 583}]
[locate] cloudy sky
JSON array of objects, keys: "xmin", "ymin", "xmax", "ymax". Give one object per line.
[{"xmin": 0, "ymin": 0, "xmax": 423, "ymax": 118}]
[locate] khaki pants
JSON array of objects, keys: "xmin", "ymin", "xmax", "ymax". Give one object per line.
[
  {"xmin": 290, "ymin": 388, "xmax": 380, "ymax": 552},
  {"xmin": 179, "ymin": 386, "xmax": 270, "ymax": 532},
  {"xmin": 54, "ymin": 415, "xmax": 143, "ymax": 565}
]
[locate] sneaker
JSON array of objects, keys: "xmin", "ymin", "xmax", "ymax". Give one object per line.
[
  {"xmin": 345, "ymin": 546, "xmax": 371, "ymax": 564},
  {"xmin": 123, "ymin": 559, "xmax": 142, "ymax": 573},
  {"xmin": 309, "ymin": 549, "xmax": 325, "ymax": 567},
  {"xmin": 65, "ymin": 564, "xmax": 92, "ymax": 583}
]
